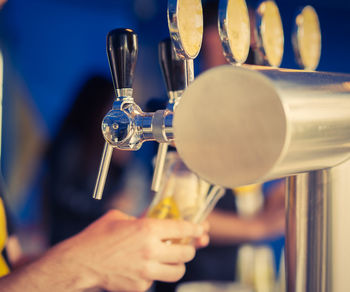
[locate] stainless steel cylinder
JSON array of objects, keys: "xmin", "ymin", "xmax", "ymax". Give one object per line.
[
  {"xmin": 330, "ymin": 159, "xmax": 350, "ymax": 292},
  {"xmin": 172, "ymin": 65, "xmax": 350, "ymax": 292},
  {"xmin": 286, "ymin": 171, "xmax": 332, "ymax": 292},
  {"xmin": 174, "ymin": 65, "xmax": 350, "ymax": 188}
]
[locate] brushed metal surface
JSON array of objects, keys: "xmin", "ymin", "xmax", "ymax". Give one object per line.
[
  {"xmin": 286, "ymin": 171, "xmax": 331, "ymax": 292},
  {"xmin": 174, "ymin": 65, "xmax": 350, "ymax": 188}
]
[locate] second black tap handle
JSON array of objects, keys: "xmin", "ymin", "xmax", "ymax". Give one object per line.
[
  {"xmin": 107, "ymin": 28, "xmax": 138, "ymax": 93},
  {"xmin": 159, "ymin": 38, "xmax": 186, "ymax": 93}
]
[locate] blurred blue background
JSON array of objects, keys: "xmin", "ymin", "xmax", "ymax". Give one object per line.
[{"xmin": 0, "ymin": 0, "xmax": 349, "ymax": 252}]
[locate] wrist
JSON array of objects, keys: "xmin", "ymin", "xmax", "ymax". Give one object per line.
[{"xmin": 36, "ymin": 238, "xmax": 101, "ymax": 291}]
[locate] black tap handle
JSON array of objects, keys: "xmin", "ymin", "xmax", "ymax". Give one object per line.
[
  {"xmin": 107, "ymin": 28, "xmax": 138, "ymax": 91},
  {"xmin": 159, "ymin": 38, "xmax": 186, "ymax": 92}
]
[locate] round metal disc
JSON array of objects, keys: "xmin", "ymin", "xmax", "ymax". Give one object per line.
[
  {"xmin": 168, "ymin": 0, "xmax": 203, "ymax": 59},
  {"xmin": 256, "ymin": 1, "xmax": 284, "ymax": 67},
  {"xmin": 174, "ymin": 65, "xmax": 286, "ymax": 188},
  {"xmin": 219, "ymin": 0, "xmax": 250, "ymax": 64},
  {"xmin": 293, "ymin": 6, "xmax": 321, "ymax": 70}
]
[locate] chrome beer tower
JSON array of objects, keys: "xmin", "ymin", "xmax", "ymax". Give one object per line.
[
  {"xmin": 218, "ymin": 2, "xmax": 331, "ymax": 291},
  {"xmin": 93, "ymin": 0, "xmax": 350, "ymax": 291}
]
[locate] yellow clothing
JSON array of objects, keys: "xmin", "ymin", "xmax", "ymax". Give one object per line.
[{"xmin": 0, "ymin": 197, "xmax": 9, "ymax": 277}]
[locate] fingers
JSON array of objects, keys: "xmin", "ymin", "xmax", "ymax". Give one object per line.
[
  {"xmin": 142, "ymin": 262, "xmax": 186, "ymax": 282},
  {"xmin": 140, "ymin": 218, "xmax": 205, "ymax": 240},
  {"xmin": 153, "ymin": 242, "xmax": 196, "ymax": 264},
  {"xmin": 193, "ymin": 233, "xmax": 210, "ymax": 249}
]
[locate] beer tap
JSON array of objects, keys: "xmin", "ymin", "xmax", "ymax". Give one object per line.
[
  {"xmin": 255, "ymin": 0, "xmax": 284, "ymax": 67},
  {"xmin": 151, "ymin": 39, "xmax": 186, "ymax": 192},
  {"xmin": 93, "ymin": 0, "xmax": 207, "ymax": 200},
  {"xmin": 167, "ymin": 0, "xmax": 203, "ymax": 85},
  {"xmin": 292, "ymin": 5, "xmax": 321, "ymax": 71},
  {"xmin": 92, "ymin": 28, "xmax": 138, "ymax": 200},
  {"xmin": 93, "ymin": 28, "xmax": 174, "ymax": 200},
  {"xmin": 150, "ymin": 0, "xmax": 203, "ymax": 193},
  {"xmin": 218, "ymin": 0, "xmax": 251, "ymax": 65}
]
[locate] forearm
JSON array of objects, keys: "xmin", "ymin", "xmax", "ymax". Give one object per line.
[
  {"xmin": 207, "ymin": 210, "xmax": 263, "ymax": 244},
  {"xmin": 0, "ymin": 240, "xmax": 98, "ymax": 292}
]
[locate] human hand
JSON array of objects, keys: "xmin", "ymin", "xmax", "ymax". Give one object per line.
[
  {"xmin": 47, "ymin": 210, "xmax": 207, "ymax": 292},
  {"xmin": 193, "ymin": 220, "xmax": 210, "ymax": 248}
]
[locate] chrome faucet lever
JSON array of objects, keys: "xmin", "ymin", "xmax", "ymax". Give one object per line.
[
  {"xmin": 158, "ymin": 39, "xmax": 186, "ymax": 110},
  {"xmin": 107, "ymin": 28, "xmax": 138, "ymax": 98}
]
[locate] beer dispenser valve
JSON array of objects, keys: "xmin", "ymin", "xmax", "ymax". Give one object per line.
[
  {"xmin": 150, "ymin": 39, "xmax": 187, "ymax": 192},
  {"xmin": 93, "ymin": 28, "xmax": 174, "ymax": 200}
]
